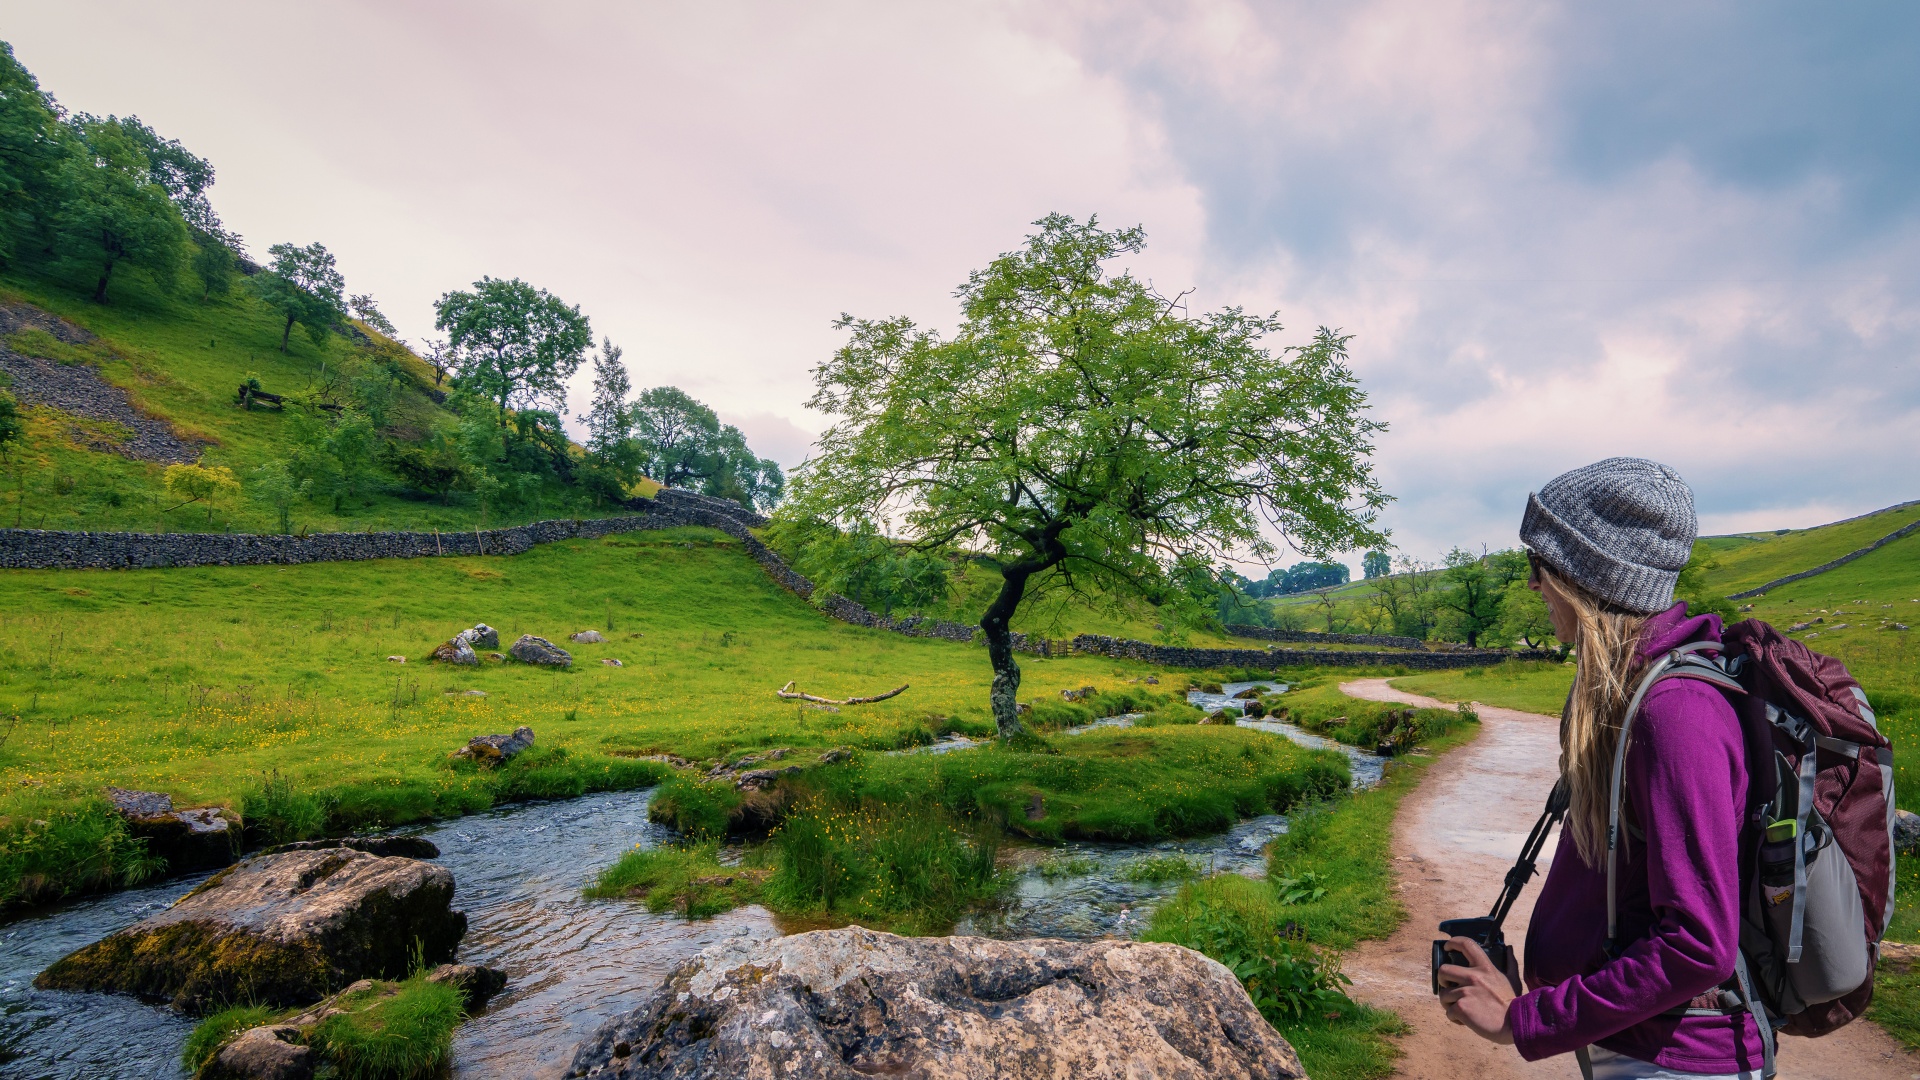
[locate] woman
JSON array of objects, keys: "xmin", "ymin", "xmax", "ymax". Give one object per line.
[{"xmin": 1436, "ymin": 457, "xmax": 1768, "ymax": 1079}]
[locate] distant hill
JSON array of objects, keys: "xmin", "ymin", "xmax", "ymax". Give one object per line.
[{"xmin": 1696, "ymin": 500, "xmax": 1920, "ymax": 595}]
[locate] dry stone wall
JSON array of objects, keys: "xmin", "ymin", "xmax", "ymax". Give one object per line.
[
  {"xmin": 0, "ymin": 487, "xmax": 1540, "ymax": 671},
  {"xmin": 1224, "ymin": 625, "xmax": 1427, "ymax": 650}
]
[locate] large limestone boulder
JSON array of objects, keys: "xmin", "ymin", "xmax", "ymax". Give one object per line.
[
  {"xmin": 431, "ymin": 637, "xmax": 478, "ymax": 665},
  {"xmin": 458, "ymin": 623, "xmax": 500, "ymax": 650},
  {"xmin": 510, "ymin": 634, "xmax": 572, "ymax": 667},
  {"xmin": 454, "ymin": 725, "xmax": 535, "ymax": 766},
  {"xmin": 36, "ymin": 848, "xmax": 466, "ymax": 1012},
  {"xmin": 105, "ymin": 786, "xmax": 236, "ymax": 873},
  {"xmin": 571, "ymin": 629, "xmax": 607, "ymax": 643},
  {"xmin": 564, "ymin": 926, "xmax": 1306, "ymax": 1079}
]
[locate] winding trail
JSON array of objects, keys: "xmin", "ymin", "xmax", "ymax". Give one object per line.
[{"xmin": 1338, "ymin": 678, "xmax": 1916, "ymax": 1080}]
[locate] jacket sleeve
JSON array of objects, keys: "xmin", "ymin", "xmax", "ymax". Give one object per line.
[{"xmin": 1507, "ymin": 681, "xmax": 1747, "ymax": 1060}]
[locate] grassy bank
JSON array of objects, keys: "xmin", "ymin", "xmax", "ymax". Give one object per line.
[{"xmin": 1144, "ymin": 716, "xmax": 1482, "ymax": 1079}]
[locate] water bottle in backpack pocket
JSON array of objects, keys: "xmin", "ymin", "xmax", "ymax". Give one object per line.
[{"xmin": 1754, "ymin": 801, "xmax": 1871, "ymax": 1009}]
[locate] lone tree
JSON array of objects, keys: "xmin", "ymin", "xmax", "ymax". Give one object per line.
[
  {"xmin": 790, "ymin": 215, "xmax": 1388, "ymax": 738},
  {"xmin": 255, "ymin": 242, "xmax": 346, "ymax": 351},
  {"xmin": 434, "ymin": 276, "xmax": 591, "ymax": 441}
]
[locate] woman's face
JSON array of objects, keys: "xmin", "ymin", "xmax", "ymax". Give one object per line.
[{"xmin": 1527, "ymin": 557, "xmax": 1581, "ymax": 644}]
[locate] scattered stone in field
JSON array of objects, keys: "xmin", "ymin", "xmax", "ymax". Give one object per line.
[
  {"xmin": 431, "ymin": 637, "xmax": 478, "ymax": 665},
  {"xmin": 1061, "ymin": 686, "xmax": 1096, "ymax": 702},
  {"xmin": 571, "ymin": 630, "xmax": 607, "ymax": 643},
  {"xmin": 1831, "ymin": 623, "xmax": 1850, "ymax": 630},
  {"xmin": 1890, "ymin": 623, "xmax": 1911, "ymax": 632},
  {"xmin": 206, "ymin": 1023, "xmax": 312, "ymax": 1080},
  {"xmin": 268, "ymin": 836, "xmax": 439, "ymax": 859},
  {"xmin": 1740, "ymin": 604, "xmax": 1754, "ymax": 612},
  {"xmin": 386, "ymin": 655, "xmax": 406, "ymax": 663},
  {"xmin": 509, "ymin": 634, "xmax": 572, "ymax": 667},
  {"xmin": 105, "ymin": 787, "xmax": 236, "ymax": 874},
  {"xmin": 1243, "ymin": 699, "xmax": 1267, "ymax": 719},
  {"xmin": 1788, "ymin": 622, "xmax": 1812, "ymax": 632},
  {"xmin": 565, "ymin": 926, "xmax": 1307, "ymax": 1080},
  {"xmin": 424, "ymin": 962, "xmax": 508, "ymax": 1014},
  {"xmin": 488, "ymin": 652, "xmax": 505, "ymax": 661},
  {"xmin": 808, "ymin": 703, "xmax": 839, "ymax": 712},
  {"xmin": 457, "ymin": 624, "xmax": 500, "ymax": 650},
  {"xmin": 1026, "ymin": 792, "xmax": 1045, "ymax": 821},
  {"xmin": 455, "ymin": 726, "xmax": 535, "ymax": 765},
  {"xmin": 1895, "ymin": 810, "xmax": 1920, "ymax": 854},
  {"xmin": 601, "ymin": 657, "xmax": 623, "ymax": 667},
  {"xmin": 1806, "ymin": 632, "xmax": 1820, "ymax": 639},
  {"xmin": 1815, "ymin": 616, "xmax": 1825, "ymax": 623},
  {"xmin": 1144, "ymin": 675, "xmax": 1159, "ymax": 684},
  {"xmin": 628, "ymin": 631, "xmax": 646, "ymax": 638},
  {"xmin": 445, "ymin": 689, "xmax": 487, "ymax": 697},
  {"xmin": 818, "ymin": 746, "xmax": 854, "ymax": 765},
  {"xmin": 1016, "ymin": 702, "xmax": 1033, "ymax": 716},
  {"xmin": 35, "ymin": 848, "xmax": 466, "ymax": 1012}
]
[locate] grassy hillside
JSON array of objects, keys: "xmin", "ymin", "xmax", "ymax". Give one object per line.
[
  {"xmin": 0, "ymin": 269, "xmax": 625, "ymax": 536},
  {"xmin": 1696, "ymin": 501, "xmax": 1920, "ymax": 594}
]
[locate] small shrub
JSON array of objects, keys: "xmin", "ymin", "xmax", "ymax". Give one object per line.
[
  {"xmin": 1115, "ymin": 853, "xmax": 1205, "ymax": 883},
  {"xmin": 1151, "ymin": 890, "xmax": 1355, "ymax": 1025},
  {"xmin": 1456, "ymin": 701, "xmax": 1480, "ymax": 725},
  {"xmin": 311, "ymin": 974, "xmax": 464, "ymax": 1080},
  {"xmin": 240, "ymin": 771, "xmax": 326, "ymax": 845},
  {"xmin": 1275, "ymin": 870, "xmax": 1328, "ymax": 905},
  {"xmin": 182, "ymin": 1004, "xmax": 279, "ymax": 1074}
]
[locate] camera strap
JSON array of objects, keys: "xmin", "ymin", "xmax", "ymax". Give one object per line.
[{"xmin": 1487, "ymin": 776, "xmax": 1569, "ymax": 930}]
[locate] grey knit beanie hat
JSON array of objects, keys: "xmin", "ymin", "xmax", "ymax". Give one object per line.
[{"xmin": 1519, "ymin": 457, "xmax": 1696, "ymax": 614}]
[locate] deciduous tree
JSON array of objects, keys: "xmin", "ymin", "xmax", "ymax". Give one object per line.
[
  {"xmin": 433, "ymin": 276, "xmax": 591, "ymax": 434},
  {"xmin": 790, "ymin": 214, "xmax": 1387, "ymax": 737},
  {"xmin": 255, "ymin": 242, "xmax": 346, "ymax": 352},
  {"xmin": 53, "ymin": 117, "xmax": 188, "ymax": 303}
]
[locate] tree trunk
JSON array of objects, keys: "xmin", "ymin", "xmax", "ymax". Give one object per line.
[
  {"xmin": 981, "ymin": 567, "xmax": 1032, "ymax": 739},
  {"xmin": 92, "ymin": 259, "xmax": 114, "ymax": 304},
  {"xmin": 281, "ymin": 313, "xmax": 295, "ymax": 352}
]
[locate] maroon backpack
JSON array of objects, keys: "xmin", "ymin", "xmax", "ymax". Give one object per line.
[{"xmin": 1597, "ymin": 620, "xmax": 1896, "ymax": 1079}]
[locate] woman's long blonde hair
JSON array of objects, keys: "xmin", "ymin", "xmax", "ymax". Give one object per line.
[{"xmin": 1541, "ymin": 562, "xmax": 1651, "ymax": 867}]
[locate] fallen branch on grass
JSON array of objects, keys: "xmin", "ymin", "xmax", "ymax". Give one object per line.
[{"xmin": 776, "ymin": 681, "xmax": 909, "ymax": 705}]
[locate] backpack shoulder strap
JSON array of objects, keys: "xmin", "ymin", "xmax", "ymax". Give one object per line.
[{"xmin": 1604, "ymin": 640, "xmax": 1739, "ymax": 952}]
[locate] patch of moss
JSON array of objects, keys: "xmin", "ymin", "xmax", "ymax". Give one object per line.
[{"xmin": 35, "ymin": 920, "xmax": 337, "ymax": 1013}]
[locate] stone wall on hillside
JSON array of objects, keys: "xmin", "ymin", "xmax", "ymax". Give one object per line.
[
  {"xmin": 1071, "ymin": 634, "xmax": 1543, "ymax": 671},
  {"xmin": 1224, "ymin": 625, "xmax": 1427, "ymax": 650}
]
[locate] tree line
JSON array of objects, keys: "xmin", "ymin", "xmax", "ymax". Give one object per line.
[{"xmin": 0, "ymin": 42, "xmax": 781, "ymax": 528}]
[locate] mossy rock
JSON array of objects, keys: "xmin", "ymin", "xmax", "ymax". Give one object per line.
[{"xmin": 36, "ymin": 849, "xmax": 466, "ymax": 1013}]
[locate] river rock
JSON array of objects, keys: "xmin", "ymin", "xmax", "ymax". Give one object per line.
[
  {"xmin": 602, "ymin": 657, "xmax": 624, "ymax": 667},
  {"xmin": 426, "ymin": 961, "xmax": 509, "ymax": 1013},
  {"xmin": 35, "ymin": 848, "xmax": 466, "ymax": 1012},
  {"xmin": 457, "ymin": 623, "xmax": 500, "ymax": 650},
  {"xmin": 205, "ymin": 1024, "xmax": 313, "ymax": 1080},
  {"xmin": 432, "ymin": 637, "xmax": 478, "ymax": 665},
  {"xmin": 510, "ymin": 634, "xmax": 572, "ymax": 667},
  {"xmin": 268, "ymin": 835, "xmax": 440, "ymax": 859},
  {"xmin": 564, "ymin": 927, "xmax": 1305, "ymax": 1080},
  {"xmin": 105, "ymin": 787, "xmax": 236, "ymax": 873},
  {"xmin": 1895, "ymin": 810, "xmax": 1920, "ymax": 854},
  {"xmin": 571, "ymin": 629, "xmax": 607, "ymax": 643},
  {"xmin": 455, "ymin": 726, "xmax": 535, "ymax": 765}
]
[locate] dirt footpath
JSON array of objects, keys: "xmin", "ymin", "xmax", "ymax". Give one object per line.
[{"xmin": 1338, "ymin": 678, "xmax": 1916, "ymax": 1080}]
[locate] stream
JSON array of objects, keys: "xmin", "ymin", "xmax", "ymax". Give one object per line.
[{"xmin": 0, "ymin": 683, "xmax": 1386, "ymax": 1079}]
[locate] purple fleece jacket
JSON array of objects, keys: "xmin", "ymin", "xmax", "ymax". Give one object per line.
[{"xmin": 1508, "ymin": 604, "xmax": 1767, "ymax": 1073}]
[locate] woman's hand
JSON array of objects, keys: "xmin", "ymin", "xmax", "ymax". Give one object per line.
[{"xmin": 1435, "ymin": 936, "xmax": 1517, "ymax": 1045}]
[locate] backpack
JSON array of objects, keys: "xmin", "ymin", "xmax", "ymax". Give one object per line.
[{"xmin": 1585, "ymin": 619, "xmax": 1895, "ymax": 1079}]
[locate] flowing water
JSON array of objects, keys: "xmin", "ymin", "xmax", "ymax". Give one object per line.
[{"xmin": 0, "ymin": 684, "xmax": 1385, "ymax": 1079}]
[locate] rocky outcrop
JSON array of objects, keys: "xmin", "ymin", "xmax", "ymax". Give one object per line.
[
  {"xmin": 454, "ymin": 726, "xmax": 535, "ymax": 766},
  {"xmin": 35, "ymin": 848, "xmax": 466, "ymax": 1012},
  {"xmin": 571, "ymin": 629, "xmax": 607, "ymax": 643},
  {"xmin": 204, "ymin": 1024, "xmax": 313, "ymax": 1080},
  {"xmin": 459, "ymin": 623, "xmax": 500, "ymax": 650},
  {"xmin": 0, "ymin": 301, "xmax": 205, "ymax": 464},
  {"xmin": 564, "ymin": 927, "xmax": 1306, "ymax": 1079},
  {"xmin": 425, "ymin": 962, "xmax": 509, "ymax": 1013},
  {"xmin": 510, "ymin": 634, "xmax": 572, "ymax": 667},
  {"xmin": 105, "ymin": 786, "xmax": 236, "ymax": 873}
]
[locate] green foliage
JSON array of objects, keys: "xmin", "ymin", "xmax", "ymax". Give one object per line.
[
  {"xmin": 1435, "ymin": 547, "xmax": 1527, "ymax": 647},
  {"xmin": 763, "ymin": 797, "xmax": 1001, "ymax": 934},
  {"xmin": 311, "ymin": 973, "xmax": 464, "ymax": 1080},
  {"xmin": 0, "ymin": 795, "xmax": 164, "ymax": 906},
  {"xmin": 0, "ymin": 388, "xmax": 20, "ymax": 460},
  {"xmin": 1035, "ymin": 853, "xmax": 1096, "ymax": 879},
  {"xmin": 1675, "ymin": 547, "xmax": 1737, "ymax": 622},
  {"xmin": 287, "ymin": 406, "xmax": 380, "ymax": 514},
  {"xmin": 764, "ymin": 514, "xmax": 951, "ymax": 616},
  {"xmin": 584, "ymin": 841, "xmax": 760, "ymax": 918},
  {"xmin": 1391, "ymin": 662, "xmax": 1574, "ymax": 717},
  {"xmin": 182, "ymin": 1004, "xmax": 279, "ymax": 1075},
  {"xmin": 53, "ymin": 116, "xmax": 190, "ymax": 303},
  {"xmin": 645, "ymin": 776, "xmax": 743, "ymax": 840},
  {"xmin": 1489, "ymin": 577, "xmax": 1554, "ymax": 650},
  {"xmin": 247, "ymin": 460, "xmax": 306, "ymax": 534},
  {"xmin": 434, "ymin": 276, "xmax": 592, "ymax": 420},
  {"xmin": 628, "ymin": 384, "xmax": 783, "ymax": 511},
  {"xmin": 1276, "ymin": 681, "xmax": 1468, "ymax": 749},
  {"xmin": 1246, "ymin": 561, "xmax": 1352, "ymax": 599},
  {"xmin": 0, "ymin": 43, "xmax": 68, "ymax": 264},
  {"xmin": 1275, "ymin": 869, "xmax": 1328, "ymax": 905},
  {"xmin": 1114, "ymin": 853, "xmax": 1204, "ymax": 883},
  {"xmin": 190, "ymin": 230, "xmax": 238, "ymax": 300},
  {"xmin": 1361, "ymin": 551, "xmax": 1390, "ymax": 580},
  {"xmin": 792, "ymin": 213, "xmax": 1387, "ymax": 735},
  {"xmin": 253, "ymin": 242, "xmax": 346, "ymax": 352},
  {"xmin": 162, "ymin": 462, "xmax": 240, "ymax": 524}
]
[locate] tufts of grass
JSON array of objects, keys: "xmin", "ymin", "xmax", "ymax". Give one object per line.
[
  {"xmin": 1114, "ymin": 853, "xmax": 1205, "ymax": 883},
  {"xmin": 583, "ymin": 841, "xmax": 764, "ymax": 918},
  {"xmin": 310, "ymin": 973, "xmax": 465, "ymax": 1080},
  {"xmin": 1272, "ymin": 680, "xmax": 1471, "ymax": 749},
  {"xmin": 0, "ymin": 795, "xmax": 164, "ymax": 907},
  {"xmin": 763, "ymin": 797, "xmax": 1001, "ymax": 935},
  {"xmin": 645, "ymin": 776, "xmax": 743, "ymax": 839},
  {"xmin": 240, "ymin": 770, "xmax": 327, "ymax": 845},
  {"xmin": 181, "ymin": 1003, "xmax": 278, "ymax": 1075},
  {"xmin": 1035, "ymin": 853, "xmax": 1097, "ymax": 880}
]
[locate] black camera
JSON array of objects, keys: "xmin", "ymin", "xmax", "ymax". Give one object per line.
[{"xmin": 1431, "ymin": 916, "xmax": 1512, "ymax": 994}]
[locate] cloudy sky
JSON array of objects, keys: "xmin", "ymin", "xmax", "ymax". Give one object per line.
[{"xmin": 4, "ymin": 2, "xmax": 1915, "ymax": 572}]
